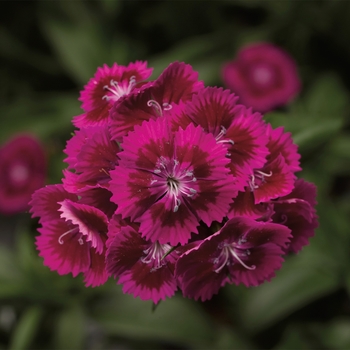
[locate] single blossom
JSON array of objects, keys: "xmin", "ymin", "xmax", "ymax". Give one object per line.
[
  {"xmin": 63, "ymin": 126, "xmax": 121, "ymax": 193},
  {"xmin": 106, "ymin": 215, "xmax": 180, "ymax": 304},
  {"xmin": 109, "ymin": 61, "xmax": 204, "ymax": 142},
  {"xmin": 109, "ymin": 117, "xmax": 238, "ymax": 246},
  {"xmin": 0, "ymin": 134, "xmax": 46, "ymax": 215},
  {"xmin": 175, "ymin": 217, "xmax": 292, "ymax": 301},
  {"xmin": 73, "ymin": 61, "xmax": 153, "ymax": 128},
  {"xmin": 271, "ymin": 179, "xmax": 318, "ymax": 253},
  {"xmin": 30, "ymin": 184, "xmax": 109, "ymax": 287},
  {"xmin": 222, "ymin": 42, "xmax": 301, "ymax": 113},
  {"xmin": 247, "ymin": 123, "xmax": 300, "ymax": 204},
  {"xmin": 170, "ymin": 86, "xmax": 269, "ymax": 191}
]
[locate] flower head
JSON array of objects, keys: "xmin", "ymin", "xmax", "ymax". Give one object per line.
[
  {"xmin": 0, "ymin": 134, "xmax": 46, "ymax": 215},
  {"xmin": 222, "ymin": 43, "xmax": 301, "ymax": 113}
]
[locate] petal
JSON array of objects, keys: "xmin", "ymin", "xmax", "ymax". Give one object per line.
[
  {"xmin": 151, "ymin": 61, "xmax": 204, "ymax": 104},
  {"xmin": 253, "ymin": 154, "xmax": 295, "ymax": 203},
  {"xmin": 83, "ymin": 245, "xmax": 109, "ymax": 287},
  {"xmin": 137, "ymin": 194, "xmax": 199, "ymax": 245},
  {"xmin": 227, "ymin": 189, "xmax": 273, "ymax": 220},
  {"xmin": 175, "ymin": 242, "xmax": 228, "ymax": 301},
  {"xmin": 58, "ymin": 200, "xmax": 108, "ymax": 254},
  {"xmin": 30, "ymin": 184, "xmax": 77, "ymax": 223},
  {"xmin": 35, "ymin": 220, "xmax": 90, "ymax": 277},
  {"xmin": 266, "ymin": 124, "xmax": 301, "ymax": 173}
]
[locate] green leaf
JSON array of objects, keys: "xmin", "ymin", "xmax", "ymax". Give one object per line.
[
  {"xmin": 273, "ymin": 325, "xmax": 310, "ymax": 350},
  {"xmin": 93, "ymin": 286, "xmax": 216, "ymax": 348},
  {"xmin": 54, "ymin": 305, "xmax": 86, "ymax": 350},
  {"xmin": 9, "ymin": 306, "xmax": 43, "ymax": 350}
]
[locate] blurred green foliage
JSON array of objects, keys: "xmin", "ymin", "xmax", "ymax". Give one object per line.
[{"xmin": 0, "ymin": 1, "xmax": 350, "ymax": 349}]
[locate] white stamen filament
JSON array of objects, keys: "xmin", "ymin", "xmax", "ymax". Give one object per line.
[
  {"xmin": 58, "ymin": 227, "xmax": 80, "ymax": 245},
  {"xmin": 102, "ymin": 76, "xmax": 136, "ymax": 102},
  {"xmin": 214, "ymin": 244, "xmax": 256, "ymax": 273},
  {"xmin": 152, "ymin": 157, "xmax": 197, "ymax": 212}
]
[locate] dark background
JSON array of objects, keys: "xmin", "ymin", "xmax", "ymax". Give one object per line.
[{"xmin": 0, "ymin": 1, "xmax": 350, "ymax": 349}]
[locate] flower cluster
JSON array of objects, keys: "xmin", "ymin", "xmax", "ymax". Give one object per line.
[
  {"xmin": 222, "ymin": 43, "xmax": 301, "ymax": 113},
  {"xmin": 0, "ymin": 134, "xmax": 46, "ymax": 215},
  {"xmin": 30, "ymin": 60, "xmax": 318, "ymax": 303}
]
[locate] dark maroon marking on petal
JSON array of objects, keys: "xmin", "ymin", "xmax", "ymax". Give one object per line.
[
  {"xmin": 130, "ymin": 260, "xmax": 175, "ymax": 292},
  {"xmin": 79, "ymin": 188, "xmax": 117, "ymax": 219},
  {"xmin": 30, "ymin": 184, "xmax": 77, "ymax": 223},
  {"xmin": 106, "ymin": 226, "xmax": 147, "ymax": 277},
  {"xmin": 151, "ymin": 62, "xmax": 204, "ymax": 104},
  {"xmin": 36, "ymin": 220, "xmax": 90, "ymax": 276},
  {"xmin": 228, "ymin": 243, "xmax": 286, "ymax": 287},
  {"xmin": 84, "ymin": 243, "xmax": 109, "ymax": 287},
  {"xmin": 228, "ymin": 189, "xmax": 271, "ymax": 220},
  {"xmin": 272, "ymin": 202, "xmax": 318, "ymax": 253},
  {"xmin": 220, "ymin": 218, "xmax": 291, "ymax": 249},
  {"xmin": 175, "ymin": 242, "xmax": 227, "ymax": 301}
]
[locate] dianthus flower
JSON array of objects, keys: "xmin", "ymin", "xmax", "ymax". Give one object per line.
[
  {"xmin": 170, "ymin": 86, "xmax": 269, "ymax": 191},
  {"xmin": 175, "ymin": 217, "xmax": 292, "ymax": 301},
  {"xmin": 29, "ymin": 59, "xmax": 318, "ymax": 304},
  {"xmin": 62, "ymin": 126, "xmax": 121, "ymax": 193},
  {"xmin": 109, "ymin": 61, "xmax": 204, "ymax": 142},
  {"xmin": 222, "ymin": 43, "xmax": 301, "ymax": 113},
  {"xmin": 30, "ymin": 185, "xmax": 109, "ymax": 286},
  {"xmin": 0, "ymin": 134, "xmax": 46, "ymax": 215},
  {"xmin": 109, "ymin": 117, "xmax": 238, "ymax": 246},
  {"xmin": 271, "ymin": 179, "xmax": 318, "ymax": 253},
  {"xmin": 73, "ymin": 61, "xmax": 153, "ymax": 128},
  {"xmin": 106, "ymin": 215, "xmax": 184, "ymax": 304}
]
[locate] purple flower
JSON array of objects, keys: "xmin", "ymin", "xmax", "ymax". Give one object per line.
[
  {"xmin": 0, "ymin": 134, "xmax": 46, "ymax": 215},
  {"xmin": 175, "ymin": 217, "xmax": 292, "ymax": 301},
  {"xmin": 222, "ymin": 43, "xmax": 301, "ymax": 113},
  {"xmin": 106, "ymin": 215, "xmax": 181, "ymax": 304},
  {"xmin": 62, "ymin": 126, "xmax": 121, "ymax": 193},
  {"xmin": 171, "ymin": 87, "xmax": 269, "ymax": 191},
  {"xmin": 109, "ymin": 117, "xmax": 238, "ymax": 246},
  {"xmin": 30, "ymin": 184, "xmax": 109, "ymax": 287},
  {"xmin": 271, "ymin": 179, "xmax": 318, "ymax": 253},
  {"xmin": 109, "ymin": 61, "xmax": 204, "ymax": 142},
  {"xmin": 73, "ymin": 61, "xmax": 153, "ymax": 128}
]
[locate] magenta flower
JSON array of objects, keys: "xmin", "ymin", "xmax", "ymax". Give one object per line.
[
  {"xmin": 73, "ymin": 61, "xmax": 153, "ymax": 128},
  {"xmin": 30, "ymin": 184, "xmax": 109, "ymax": 287},
  {"xmin": 170, "ymin": 86, "xmax": 269, "ymax": 191},
  {"xmin": 109, "ymin": 117, "xmax": 238, "ymax": 246},
  {"xmin": 106, "ymin": 215, "xmax": 181, "ymax": 304},
  {"xmin": 222, "ymin": 43, "xmax": 301, "ymax": 113},
  {"xmin": 247, "ymin": 124, "xmax": 300, "ymax": 204},
  {"xmin": 271, "ymin": 179, "xmax": 318, "ymax": 253},
  {"xmin": 175, "ymin": 217, "xmax": 292, "ymax": 301},
  {"xmin": 109, "ymin": 61, "xmax": 204, "ymax": 142},
  {"xmin": 0, "ymin": 134, "xmax": 46, "ymax": 215},
  {"xmin": 62, "ymin": 126, "xmax": 121, "ymax": 193}
]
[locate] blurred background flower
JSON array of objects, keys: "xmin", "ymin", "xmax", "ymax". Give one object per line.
[
  {"xmin": 222, "ymin": 42, "xmax": 301, "ymax": 113},
  {"xmin": 0, "ymin": 1, "xmax": 350, "ymax": 349},
  {"xmin": 0, "ymin": 134, "xmax": 46, "ymax": 215}
]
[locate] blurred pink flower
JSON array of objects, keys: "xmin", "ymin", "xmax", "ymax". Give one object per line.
[
  {"xmin": 0, "ymin": 134, "xmax": 46, "ymax": 215},
  {"xmin": 222, "ymin": 43, "xmax": 301, "ymax": 113}
]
